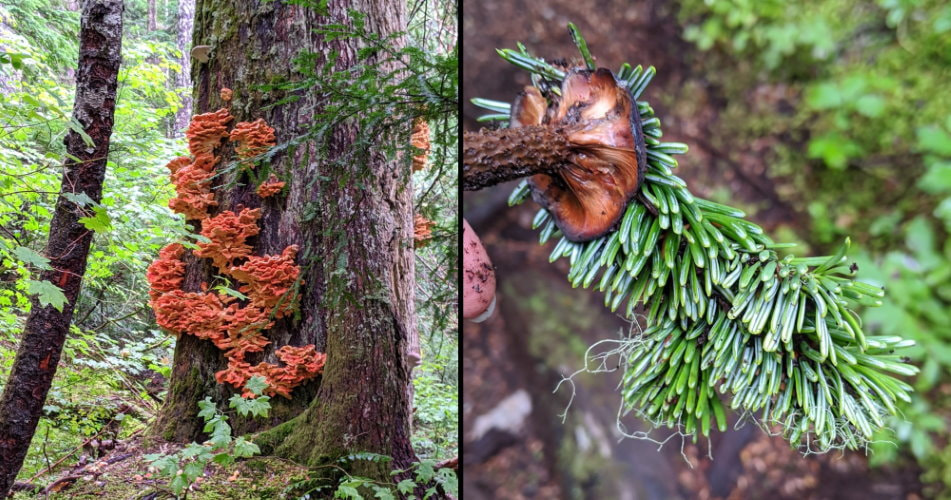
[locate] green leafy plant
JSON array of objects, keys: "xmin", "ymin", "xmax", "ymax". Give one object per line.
[
  {"xmin": 411, "ymin": 357, "xmax": 458, "ymax": 459},
  {"xmin": 676, "ymin": 0, "xmax": 951, "ymax": 250},
  {"xmin": 0, "ymin": 1, "xmax": 187, "ymax": 480},
  {"xmin": 856, "ymin": 118, "xmax": 951, "ymax": 496},
  {"xmin": 471, "ymin": 25, "xmax": 918, "ymax": 452},
  {"xmin": 144, "ymin": 377, "xmax": 271, "ymax": 496},
  {"xmin": 285, "ymin": 453, "xmax": 458, "ymax": 500}
]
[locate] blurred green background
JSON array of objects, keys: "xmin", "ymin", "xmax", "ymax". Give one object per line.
[
  {"xmin": 463, "ymin": 0, "xmax": 951, "ymax": 497},
  {"xmin": 674, "ymin": 0, "xmax": 951, "ymax": 485}
]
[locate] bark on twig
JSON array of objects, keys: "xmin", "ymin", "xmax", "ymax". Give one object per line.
[{"xmin": 463, "ymin": 127, "xmax": 573, "ymax": 191}]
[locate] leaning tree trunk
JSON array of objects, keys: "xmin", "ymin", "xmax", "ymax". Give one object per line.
[
  {"xmin": 151, "ymin": 2, "xmax": 418, "ymax": 477},
  {"xmin": 0, "ymin": 1, "xmax": 123, "ymax": 496}
]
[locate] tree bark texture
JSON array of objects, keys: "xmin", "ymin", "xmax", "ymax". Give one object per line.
[
  {"xmin": 148, "ymin": 0, "xmax": 157, "ymax": 30},
  {"xmin": 152, "ymin": 2, "xmax": 418, "ymax": 479},
  {"xmin": 0, "ymin": 1, "xmax": 123, "ymax": 496},
  {"xmin": 173, "ymin": 0, "xmax": 194, "ymax": 136},
  {"xmin": 463, "ymin": 127, "xmax": 572, "ymax": 191}
]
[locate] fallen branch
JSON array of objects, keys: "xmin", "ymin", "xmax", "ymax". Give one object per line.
[
  {"xmin": 40, "ymin": 452, "xmax": 134, "ymax": 495},
  {"xmin": 434, "ymin": 456, "xmax": 457, "ymax": 470},
  {"xmin": 9, "ymin": 481, "xmax": 42, "ymax": 494},
  {"xmin": 28, "ymin": 427, "xmax": 142, "ymax": 483}
]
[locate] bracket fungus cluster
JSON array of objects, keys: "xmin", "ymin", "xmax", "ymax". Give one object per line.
[
  {"xmin": 257, "ymin": 174, "xmax": 285, "ymax": 198},
  {"xmin": 230, "ymin": 118, "xmax": 276, "ymax": 160},
  {"xmin": 147, "ymin": 103, "xmax": 323, "ymax": 398}
]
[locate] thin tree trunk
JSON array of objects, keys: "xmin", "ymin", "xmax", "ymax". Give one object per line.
[
  {"xmin": 152, "ymin": 4, "xmax": 418, "ymax": 477},
  {"xmin": 0, "ymin": 1, "xmax": 123, "ymax": 496},
  {"xmin": 148, "ymin": 0, "xmax": 157, "ymax": 31},
  {"xmin": 0, "ymin": 18, "xmax": 17, "ymax": 94},
  {"xmin": 173, "ymin": 0, "xmax": 194, "ymax": 137}
]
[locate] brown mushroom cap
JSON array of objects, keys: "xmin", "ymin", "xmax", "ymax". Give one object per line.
[{"xmin": 511, "ymin": 68, "xmax": 646, "ymax": 242}]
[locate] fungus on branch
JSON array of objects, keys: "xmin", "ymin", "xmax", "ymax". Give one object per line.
[
  {"xmin": 464, "ymin": 68, "xmax": 646, "ymax": 242},
  {"xmin": 470, "ymin": 33, "xmax": 922, "ymax": 450}
]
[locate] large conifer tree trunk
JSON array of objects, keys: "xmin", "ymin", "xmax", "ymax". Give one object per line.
[
  {"xmin": 151, "ymin": 0, "xmax": 419, "ymax": 474},
  {"xmin": 0, "ymin": 1, "xmax": 123, "ymax": 496}
]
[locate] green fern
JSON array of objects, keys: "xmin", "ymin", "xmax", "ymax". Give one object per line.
[{"xmin": 472, "ymin": 24, "xmax": 918, "ymax": 452}]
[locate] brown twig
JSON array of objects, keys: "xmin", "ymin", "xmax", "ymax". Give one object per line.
[{"xmin": 463, "ymin": 127, "xmax": 572, "ymax": 191}]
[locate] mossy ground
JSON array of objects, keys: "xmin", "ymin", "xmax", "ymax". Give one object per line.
[{"xmin": 11, "ymin": 438, "xmax": 310, "ymax": 500}]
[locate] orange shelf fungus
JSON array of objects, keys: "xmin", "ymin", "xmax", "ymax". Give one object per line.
[
  {"xmin": 257, "ymin": 174, "xmax": 285, "ymax": 198},
  {"xmin": 148, "ymin": 104, "xmax": 324, "ymax": 399},
  {"xmin": 413, "ymin": 214, "xmax": 435, "ymax": 248},
  {"xmin": 146, "ymin": 243, "xmax": 186, "ymax": 298},
  {"xmin": 186, "ymin": 108, "xmax": 233, "ymax": 156},
  {"xmin": 215, "ymin": 359, "xmax": 256, "ymax": 391},
  {"xmin": 411, "ymin": 118, "xmax": 430, "ymax": 172},
  {"xmin": 230, "ymin": 119, "xmax": 276, "ymax": 160},
  {"xmin": 229, "ymin": 245, "xmax": 301, "ymax": 317},
  {"xmin": 215, "ymin": 345, "xmax": 325, "ymax": 398},
  {"xmin": 168, "ymin": 161, "xmax": 218, "ymax": 220},
  {"xmin": 220, "ymin": 88, "xmax": 233, "ymax": 102},
  {"xmin": 166, "ymin": 108, "xmax": 235, "ymax": 221},
  {"xmin": 151, "ymin": 289, "xmax": 227, "ymax": 343},
  {"xmin": 194, "ymin": 208, "xmax": 262, "ymax": 269},
  {"xmin": 166, "ymin": 156, "xmax": 191, "ymax": 175},
  {"xmin": 261, "ymin": 345, "xmax": 326, "ymax": 398}
]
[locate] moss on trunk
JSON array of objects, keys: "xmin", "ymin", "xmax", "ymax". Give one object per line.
[{"xmin": 252, "ymin": 417, "xmax": 298, "ymax": 456}]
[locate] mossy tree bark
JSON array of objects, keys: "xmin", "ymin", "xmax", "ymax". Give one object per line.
[
  {"xmin": 0, "ymin": 1, "xmax": 123, "ymax": 496},
  {"xmin": 151, "ymin": 0, "xmax": 419, "ymax": 477}
]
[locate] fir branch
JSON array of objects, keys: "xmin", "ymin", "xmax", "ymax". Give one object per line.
[{"xmin": 471, "ymin": 26, "xmax": 918, "ymax": 452}]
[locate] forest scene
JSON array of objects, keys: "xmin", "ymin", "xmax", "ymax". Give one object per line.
[
  {"xmin": 0, "ymin": 0, "xmax": 457, "ymax": 498},
  {"xmin": 463, "ymin": 0, "xmax": 951, "ymax": 498}
]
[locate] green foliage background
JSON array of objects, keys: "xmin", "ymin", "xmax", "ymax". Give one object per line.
[{"xmin": 675, "ymin": 0, "xmax": 951, "ymax": 493}]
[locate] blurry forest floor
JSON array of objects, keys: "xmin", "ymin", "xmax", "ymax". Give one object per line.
[
  {"xmin": 462, "ymin": 0, "xmax": 924, "ymax": 498},
  {"xmin": 8, "ymin": 438, "xmax": 308, "ymax": 499}
]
